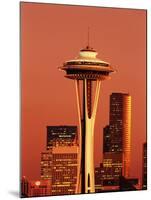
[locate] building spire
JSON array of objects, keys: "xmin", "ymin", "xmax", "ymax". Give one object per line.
[{"xmin": 88, "ymin": 26, "xmax": 90, "ymax": 48}]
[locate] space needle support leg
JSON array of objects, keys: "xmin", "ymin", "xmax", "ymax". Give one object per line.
[
  {"xmin": 85, "ymin": 79, "xmax": 101, "ymax": 193},
  {"xmin": 75, "ymin": 79, "xmax": 82, "ymax": 194},
  {"xmin": 92, "ymin": 80, "xmax": 101, "ymax": 120}
]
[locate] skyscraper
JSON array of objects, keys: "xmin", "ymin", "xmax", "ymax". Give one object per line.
[
  {"xmin": 47, "ymin": 126, "xmax": 77, "ymax": 150},
  {"xmin": 40, "ymin": 125, "xmax": 79, "ymax": 195},
  {"xmin": 142, "ymin": 142, "xmax": 147, "ymax": 190},
  {"xmin": 95, "ymin": 92, "xmax": 132, "ymax": 191},
  {"xmin": 104, "ymin": 93, "xmax": 131, "ymax": 177},
  {"xmin": 60, "ymin": 45, "xmax": 114, "ymax": 193},
  {"xmin": 51, "ymin": 146, "xmax": 78, "ymax": 195}
]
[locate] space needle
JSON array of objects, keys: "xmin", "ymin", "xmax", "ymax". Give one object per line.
[{"xmin": 59, "ymin": 35, "xmax": 115, "ymax": 194}]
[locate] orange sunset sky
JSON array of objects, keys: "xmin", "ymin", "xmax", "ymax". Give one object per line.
[{"xmin": 21, "ymin": 2, "xmax": 146, "ymax": 184}]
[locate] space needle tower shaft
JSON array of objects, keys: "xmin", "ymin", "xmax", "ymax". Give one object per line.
[{"xmin": 60, "ymin": 41, "xmax": 114, "ymax": 193}]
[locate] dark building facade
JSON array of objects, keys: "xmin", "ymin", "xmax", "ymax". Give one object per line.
[
  {"xmin": 105, "ymin": 93, "xmax": 123, "ymax": 153},
  {"xmin": 142, "ymin": 142, "xmax": 147, "ymax": 190},
  {"xmin": 104, "ymin": 93, "xmax": 131, "ymax": 153},
  {"xmin": 103, "ymin": 93, "xmax": 131, "ymax": 177},
  {"xmin": 103, "ymin": 125, "xmax": 111, "ymax": 153},
  {"xmin": 47, "ymin": 126, "xmax": 77, "ymax": 149},
  {"xmin": 119, "ymin": 176, "xmax": 138, "ymax": 191}
]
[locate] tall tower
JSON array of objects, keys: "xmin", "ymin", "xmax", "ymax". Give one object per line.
[
  {"xmin": 104, "ymin": 93, "xmax": 131, "ymax": 177},
  {"xmin": 60, "ymin": 45, "xmax": 114, "ymax": 193}
]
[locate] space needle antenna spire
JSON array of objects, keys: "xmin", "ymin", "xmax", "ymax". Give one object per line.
[{"xmin": 87, "ymin": 26, "xmax": 90, "ymax": 47}]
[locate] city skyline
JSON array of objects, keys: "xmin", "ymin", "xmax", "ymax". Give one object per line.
[
  {"xmin": 21, "ymin": 100, "xmax": 145, "ymax": 197},
  {"xmin": 21, "ymin": 2, "xmax": 146, "ymax": 191},
  {"xmin": 21, "ymin": 92, "xmax": 145, "ymax": 187}
]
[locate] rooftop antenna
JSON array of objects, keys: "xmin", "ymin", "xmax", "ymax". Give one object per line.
[{"xmin": 87, "ymin": 26, "xmax": 90, "ymax": 48}]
